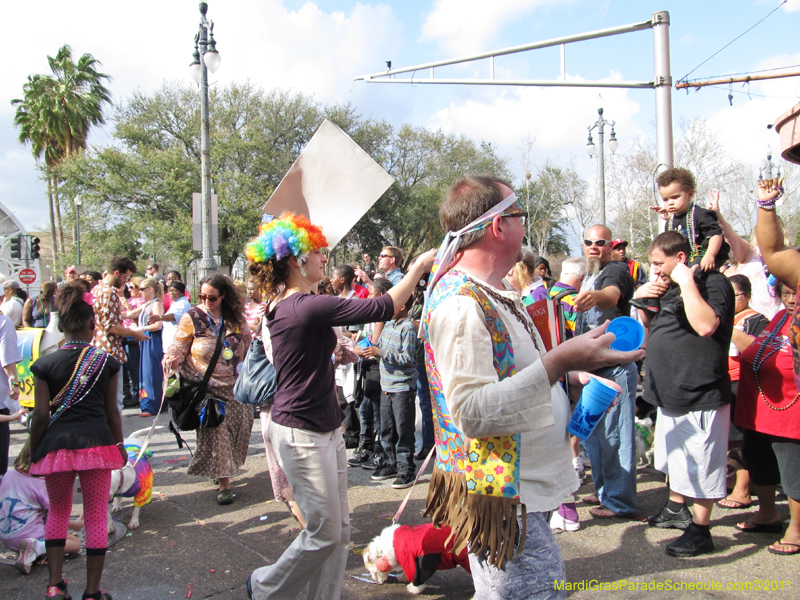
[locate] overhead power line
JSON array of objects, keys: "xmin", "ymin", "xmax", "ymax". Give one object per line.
[{"xmin": 678, "ymin": 0, "xmax": 788, "ymax": 85}]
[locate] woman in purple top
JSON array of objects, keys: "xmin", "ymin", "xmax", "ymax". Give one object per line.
[{"xmin": 245, "ymin": 212, "xmax": 434, "ymax": 600}]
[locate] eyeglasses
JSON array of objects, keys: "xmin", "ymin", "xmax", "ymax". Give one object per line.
[
  {"xmin": 199, "ymin": 294, "xmax": 220, "ymax": 303},
  {"xmin": 502, "ymin": 211, "xmax": 528, "ymax": 226},
  {"xmin": 734, "ymin": 293, "xmax": 747, "ymax": 298},
  {"xmin": 583, "ymin": 239, "xmax": 611, "ymax": 247}
]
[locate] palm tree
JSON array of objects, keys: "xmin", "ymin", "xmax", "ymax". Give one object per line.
[{"xmin": 11, "ymin": 44, "xmax": 112, "ymax": 264}]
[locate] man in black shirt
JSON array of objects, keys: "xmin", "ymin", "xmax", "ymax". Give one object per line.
[
  {"xmin": 636, "ymin": 231, "xmax": 735, "ymax": 557},
  {"xmin": 575, "ymin": 225, "xmax": 638, "ymax": 520}
]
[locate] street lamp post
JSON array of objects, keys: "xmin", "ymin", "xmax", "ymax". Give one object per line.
[
  {"xmin": 189, "ymin": 2, "xmax": 221, "ymax": 280},
  {"xmin": 73, "ymin": 196, "xmax": 82, "ymax": 266},
  {"xmin": 585, "ymin": 107, "xmax": 619, "ymax": 227}
]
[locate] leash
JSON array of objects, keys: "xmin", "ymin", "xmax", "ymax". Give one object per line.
[
  {"xmin": 392, "ymin": 446, "xmax": 436, "ymax": 525},
  {"xmin": 132, "ymin": 377, "xmax": 169, "ymax": 467}
]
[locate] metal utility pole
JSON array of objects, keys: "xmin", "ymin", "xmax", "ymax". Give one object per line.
[{"xmin": 356, "ymin": 11, "xmax": 674, "ymax": 170}]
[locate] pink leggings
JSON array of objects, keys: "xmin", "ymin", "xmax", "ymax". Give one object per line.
[{"xmin": 44, "ymin": 469, "xmax": 110, "ymax": 551}]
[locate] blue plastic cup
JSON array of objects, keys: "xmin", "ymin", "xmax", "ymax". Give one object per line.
[
  {"xmin": 567, "ymin": 377, "xmax": 619, "ymax": 440},
  {"xmin": 606, "ymin": 316, "xmax": 645, "ymax": 352}
]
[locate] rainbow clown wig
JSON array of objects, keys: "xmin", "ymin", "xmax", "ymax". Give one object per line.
[{"xmin": 245, "ymin": 212, "xmax": 327, "ymax": 265}]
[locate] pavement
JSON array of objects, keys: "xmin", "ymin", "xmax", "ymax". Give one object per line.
[{"xmin": 2, "ymin": 409, "xmax": 797, "ymax": 600}]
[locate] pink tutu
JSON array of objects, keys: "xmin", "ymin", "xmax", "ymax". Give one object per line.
[{"xmin": 30, "ymin": 445, "xmax": 125, "ymax": 476}]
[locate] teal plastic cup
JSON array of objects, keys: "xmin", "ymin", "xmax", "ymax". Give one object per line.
[
  {"xmin": 606, "ymin": 316, "xmax": 645, "ymax": 352},
  {"xmin": 567, "ymin": 377, "xmax": 619, "ymax": 440}
]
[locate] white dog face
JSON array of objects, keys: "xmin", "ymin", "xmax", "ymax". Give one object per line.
[{"xmin": 363, "ymin": 540, "xmax": 391, "ymax": 584}]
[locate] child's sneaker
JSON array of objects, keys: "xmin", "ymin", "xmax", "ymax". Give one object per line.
[
  {"xmin": 550, "ymin": 503, "xmax": 580, "ymax": 532},
  {"xmin": 391, "ymin": 473, "xmax": 415, "ymax": 489},
  {"xmin": 45, "ymin": 579, "xmax": 70, "ymax": 599},
  {"xmin": 15, "ymin": 537, "xmax": 37, "ymax": 575},
  {"xmin": 371, "ymin": 465, "xmax": 397, "ymax": 481}
]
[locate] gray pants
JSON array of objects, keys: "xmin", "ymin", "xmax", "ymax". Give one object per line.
[
  {"xmin": 250, "ymin": 423, "xmax": 349, "ymax": 600},
  {"xmin": 469, "ymin": 511, "xmax": 566, "ymax": 600}
]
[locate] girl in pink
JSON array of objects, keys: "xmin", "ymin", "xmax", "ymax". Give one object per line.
[{"xmin": 29, "ymin": 282, "xmax": 126, "ymax": 600}]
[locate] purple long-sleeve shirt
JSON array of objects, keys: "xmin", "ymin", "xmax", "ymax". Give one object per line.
[{"xmin": 267, "ymin": 292, "xmax": 394, "ymax": 432}]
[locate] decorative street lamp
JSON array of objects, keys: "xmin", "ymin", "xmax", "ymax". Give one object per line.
[
  {"xmin": 760, "ymin": 145, "xmax": 783, "ymax": 181},
  {"xmin": 73, "ymin": 195, "xmax": 83, "ymax": 266},
  {"xmin": 189, "ymin": 2, "xmax": 221, "ymax": 280},
  {"xmin": 586, "ymin": 107, "xmax": 619, "ymax": 227}
]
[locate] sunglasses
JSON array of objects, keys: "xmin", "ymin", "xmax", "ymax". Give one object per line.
[
  {"xmin": 199, "ymin": 294, "xmax": 220, "ymax": 302},
  {"xmin": 583, "ymin": 239, "xmax": 611, "ymax": 247},
  {"xmin": 378, "ymin": 253, "xmax": 394, "ymax": 259},
  {"xmin": 501, "ymin": 211, "xmax": 528, "ymax": 226}
]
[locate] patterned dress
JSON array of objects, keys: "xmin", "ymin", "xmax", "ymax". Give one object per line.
[{"xmin": 165, "ymin": 307, "xmax": 253, "ymax": 478}]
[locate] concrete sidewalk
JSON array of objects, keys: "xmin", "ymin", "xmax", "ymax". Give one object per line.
[{"xmin": 2, "ymin": 409, "xmax": 795, "ymax": 599}]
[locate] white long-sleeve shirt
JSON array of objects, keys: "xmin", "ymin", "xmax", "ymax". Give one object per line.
[{"xmin": 428, "ymin": 277, "xmax": 578, "ymax": 511}]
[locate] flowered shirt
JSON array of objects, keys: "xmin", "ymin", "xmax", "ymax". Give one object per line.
[{"xmin": 92, "ymin": 282, "xmax": 126, "ymax": 363}]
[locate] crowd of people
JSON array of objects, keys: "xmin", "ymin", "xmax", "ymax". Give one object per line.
[{"xmin": 0, "ymin": 164, "xmax": 798, "ymax": 600}]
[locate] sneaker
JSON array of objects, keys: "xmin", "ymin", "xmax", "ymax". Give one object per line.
[
  {"xmin": 392, "ymin": 472, "xmax": 416, "ymax": 489},
  {"xmin": 572, "ymin": 456, "xmax": 585, "ymax": 481},
  {"xmin": 550, "ymin": 504, "xmax": 580, "ymax": 532},
  {"xmin": 362, "ymin": 454, "xmax": 386, "ymax": 471},
  {"xmin": 45, "ymin": 580, "xmax": 70, "ymax": 599},
  {"xmin": 579, "ymin": 451, "xmax": 591, "ymax": 469},
  {"xmin": 371, "ymin": 465, "xmax": 397, "ymax": 481},
  {"xmin": 648, "ymin": 504, "xmax": 693, "ymax": 530},
  {"xmin": 15, "ymin": 537, "xmax": 37, "ymax": 575},
  {"xmin": 348, "ymin": 446, "xmax": 373, "ymax": 467},
  {"xmin": 666, "ymin": 522, "xmax": 715, "ymax": 557},
  {"xmin": 630, "ymin": 297, "xmax": 660, "ymax": 314}
]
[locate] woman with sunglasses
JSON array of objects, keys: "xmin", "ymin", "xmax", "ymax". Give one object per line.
[
  {"xmin": 162, "ymin": 274, "xmax": 251, "ymax": 505},
  {"xmin": 125, "ymin": 278, "xmax": 164, "ymax": 417},
  {"xmin": 245, "ymin": 212, "xmax": 434, "ymax": 600}
]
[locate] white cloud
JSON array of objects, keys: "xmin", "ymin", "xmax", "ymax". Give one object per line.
[
  {"xmin": 420, "ymin": 0, "xmax": 568, "ymax": 56},
  {"xmin": 427, "ymin": 73, "xmax": 642, "ymax": 176},
  {"xmin": 784, "ymin": 0, "xmax": 800, "ymax": 12}
]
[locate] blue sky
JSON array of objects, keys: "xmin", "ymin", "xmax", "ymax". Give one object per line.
[{"xmin": 2, "ymin": 0, "xmax": 800, "ymax": 233}]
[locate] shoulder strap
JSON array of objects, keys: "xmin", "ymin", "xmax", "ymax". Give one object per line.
[{"xmin": 202, "ymin": 326, "xmax": 225, "ymax": 387}]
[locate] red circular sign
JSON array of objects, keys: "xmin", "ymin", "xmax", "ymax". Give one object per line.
[{"xmin": 19, "ymin": 268, "xmax": 36, "ymax": 285}]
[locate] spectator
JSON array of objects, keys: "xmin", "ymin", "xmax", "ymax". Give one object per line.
[
  {"xmin": 23, "ymin": 281, "xmax": 56, "ymax": 328},
  {"xmin": 574, "ymin": 225, "xmax": 638, "ymax": 521},
  {"xmin": 1, "ymin": 281, "xmax": 25, "ymax": 327},
  {"xmin": 534, "ymin": 256, "xmax": 556, "ymax": 289},
  {"xmin": 0, "ymin": 312, "xmax": 21, "ymax": 476},
  {"xmin": 361, "ymin": 253, "xmax": 376, "ymax": 274},
  {"xmin": 637, "ymin": 231, "xmax": 735, "ymax": 557},
  {"xmin": 611, "ymin": 240, "xmax": 647, "ymax": 288},
  {"xmin": 92, "ymin": 256, "xmax": 148, "ymax": 412}
]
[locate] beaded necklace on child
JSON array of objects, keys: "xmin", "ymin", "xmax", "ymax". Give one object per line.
[
  {"xmin": 666, "ymin": 202, "xmax": 698, "ymax": 261},
  {"xmin": 48, "ymin": 341, "xmax": 110, "ymax": 425},
  {"xmin": 752, "ymin": 311, "xmax": 799, "ymax": 412}
]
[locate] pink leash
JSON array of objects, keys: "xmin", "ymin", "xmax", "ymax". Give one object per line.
[{"xmin": 392, "ymin": 446, "xmax": 436, "ymax": 524}]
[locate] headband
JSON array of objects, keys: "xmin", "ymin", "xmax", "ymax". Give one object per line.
[
  {"xmin": 245, "ymin": 212, "xmax": 328, "ymax": 264},
  {"xmin": 419, "ymin": 191, "xmax": 518, "ymax": 336}
]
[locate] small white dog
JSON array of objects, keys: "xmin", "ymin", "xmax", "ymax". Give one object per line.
[
  {"xmin": 362, "ymin": 523, "xmax": 471, "ymax": 594},
  {"xmin": 108, "ymin": 428, "xmax": 157, "ymax": 531}
]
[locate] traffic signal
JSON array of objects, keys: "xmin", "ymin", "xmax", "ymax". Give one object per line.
[
  {"xmin": 30, "ymin": 236, "xmax": 41, "ymax": 260},
  {"xmin": 9, "ymin": 235, "xmax": 21, "ymax": 259}
]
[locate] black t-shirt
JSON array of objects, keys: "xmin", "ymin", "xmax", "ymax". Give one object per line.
[
  {"xmin": 643, "ymin": 270, "xmax": 735, "ymax": 412},
  {"xmin": 575, "ymin": 260, "xmax": 634, "ymax": 334},
  {"xmin": 30, "ymin": 348, "xmax": 121, "ymax": 463},
  {"xmin": 669, "ymin": 205, "xmax": 731, "ymax": 267}
]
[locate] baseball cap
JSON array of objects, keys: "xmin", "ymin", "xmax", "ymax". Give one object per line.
[
  {"xmin": 3, "ymin": 280, "xmax": 21, "ymax": 291},
  {"xmin": 612, "ymin": 240, "xmax": 628, "ymax": 249}
]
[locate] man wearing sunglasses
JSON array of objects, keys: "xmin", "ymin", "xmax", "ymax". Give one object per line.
[
  {"xmin": 424, "ymin": 178, "xmax": 644, "ymax": 598},
  {"xmin": 378, "ymin": 247, "xmax": 404, "ymax": 285},
  {"xmin": 575, "ymin": 225, "xmax": 639, "ymax": 522}
]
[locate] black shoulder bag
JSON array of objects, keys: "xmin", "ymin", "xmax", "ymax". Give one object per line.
[{"xmin": 169, "ymin": 326, "xmax": 224, "ymax": 432}]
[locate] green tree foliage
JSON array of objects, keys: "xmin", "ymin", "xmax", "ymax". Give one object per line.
[
  {"xmin": 11, "ymin": 45, "xmax": 112, "ymax": 262},
  {"xmin": 60, "ymin": 81, "xmax": 511, "ymax": 274}
]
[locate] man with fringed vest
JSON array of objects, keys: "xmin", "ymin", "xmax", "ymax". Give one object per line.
[{"xmin": 422, "ymin": 175, "xmax": 645, "ymax": 599}]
